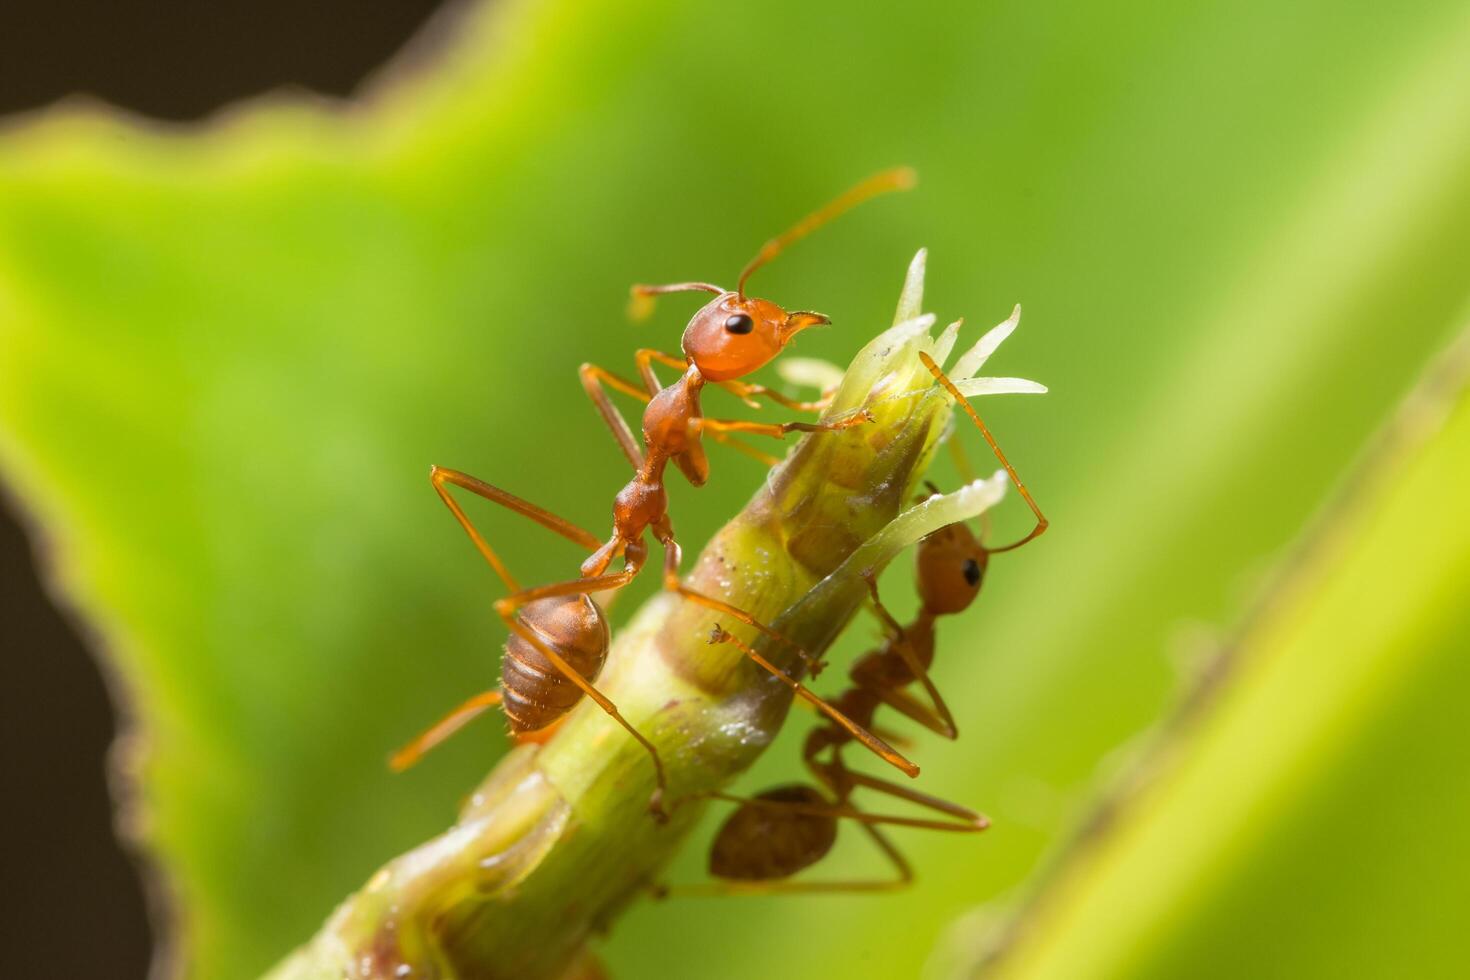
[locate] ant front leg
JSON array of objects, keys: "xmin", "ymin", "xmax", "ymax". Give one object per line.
[
  {"xmin": 690, "ymin": 408, "xmax": 874, "ymax": 443},
  {"xmin": 578, "ymin": 362, "xmax": 649, "ymax": 471},
  {"xmin": 631, "ymin": 349, "xmax": 784, "ymax": 467},
  {"xmin": 635, "ymin": 348, "xmax": 825, "ymax": 412},
  {"xmin": 582, "ymin": 356, "xmax": 778, "ymax": 472},
  {"xmin": 714, "ymin": 380, "xmax": 829, "ymax": 413},
  {"xmin": 640, "ymin": 347, "xmax": 831, "ymax": 413}
]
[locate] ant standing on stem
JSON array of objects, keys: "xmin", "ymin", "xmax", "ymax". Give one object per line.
[
  {"xmin": 392, "ymin": 169, "xmax": 929, "ymax": 819},
  {"xmin": 667, "ymin": 326, "xmax": 1049, "ymax": 894}
]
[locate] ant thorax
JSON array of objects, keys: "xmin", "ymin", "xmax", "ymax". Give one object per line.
[{"xmin": 640, "ymin": 368, "xmax": 703, "ymax": 462}]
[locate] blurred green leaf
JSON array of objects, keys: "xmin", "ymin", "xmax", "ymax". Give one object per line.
[
  {"xmin": 0, "ymin": 0, "xmax": 1468, "ymax": 977},
  {"xmin": 972, "ymin": 330, "xmax": 1470, "ymax": 979}
]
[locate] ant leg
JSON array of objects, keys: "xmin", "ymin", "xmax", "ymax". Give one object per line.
[
  {"xmin": 716, "ymin": 380, "xmax": 828, "ymax": 413},
  {"xmin": 498, "ymin": 610, "xmax": 669, "ymax": 819},
  {"xmin": 638, "ymin": 347, "xmax": 828, "ymax": 413},
  {"xmin": 410, "ymin": 470, "xmax": 609, "ymax": 769},
  {"xmin": 680, "ymin": 551, "xmax": 921, "ymax": 780},
  {"xmin": 430, "ymin": 466, "xmax": 601, "ymax": 592},
  {"xmin": 703, "ymin": 626, "xmax": 917, "ymax": 778},
  {"xmin": 789, "ymin": 698, "xmax": 917, "ymax": 749},
  {"xmin": 860, "ymin": 572, "xmax": 957, "ymax": 739},
  {"xmin": 579, "ymin": 363, "xmax": 649, "ymax": 471},
  {"xmin": 872, "ymin": 687, "xmax": 957, "ymax": 740},
  {"xmin": 390, "ymin": 690, "xmax": 502, "ymax": 772},
  {"xmin": 691, "ymin": 409, "xmax": 873, "ymax": 442},
  {"xmin": 705, "ymin": 434, "xmax": 781, "ymax": 468},
  {"xmin": 429, "ymin": 467, "xmax": 667, "ymax": 809},
  {"xmin": 633, "ymin": 348, "xmax": 685, "ymax": 394},
  {"xmin": 703, "ymin": 788, "xmax": 984, "ymax": 833},
  {"xmin": 836, "ymin": 768, "xmax": 989, "ymax": 830},
  {"xmin": 919, "ymin": 351, "xmax": 1048, "ymax": 553},
  {"xmin": 667, "ymin": 811, "xmax": 914, "ymax": 898},
  {"xmin": 654, "ymin": 530, "xmax": 821, "ymax": 672},
  {"xmin": 581, "ymin": 355, "xmax": 775, "ymax": 476},
  {"xmin": 630, "ymin": 349, "xmax": 782, "ymax": 464}
]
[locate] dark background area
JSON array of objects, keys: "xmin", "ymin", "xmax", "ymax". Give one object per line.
[{"xmin": 0, "ymin": 2, "xmax": 446, "ymax": 974}]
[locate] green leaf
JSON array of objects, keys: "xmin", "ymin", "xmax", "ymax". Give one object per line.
[
  {"xmin": 969, "ymin": 331, "xmax": 1470, "ymax": 979},
  {"xmin": 1, "ymin": 0, "xmax": 1468, "ymax": 977}
]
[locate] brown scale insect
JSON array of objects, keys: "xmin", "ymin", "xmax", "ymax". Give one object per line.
[
  {"xmin": 673, "ymin": 350, "xmax": 1048, "ymax": 893},
  {"xmin": 390, "ymin": 169, "xmax": 930, "ymax": 818}
]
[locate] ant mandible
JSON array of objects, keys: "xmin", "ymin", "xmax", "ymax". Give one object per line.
[
  {"xmin": 392, "ymin": 169, "xmax": 924, "ymax": 819},
  {"xmin": 671, "ymin": 337, "xmax": 1049, "ymax": 893}
]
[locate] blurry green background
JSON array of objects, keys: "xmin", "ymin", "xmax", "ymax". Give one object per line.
[{"xmin": 1, "ymin": 0, "xmax": 1468, "ymax": 977}]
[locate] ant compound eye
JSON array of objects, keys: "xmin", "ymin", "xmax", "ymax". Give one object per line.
[
  {"xmin": 962, "ymin": 558, "xmax": 982, "ymax": 587},
  {"xmin": 724, "ymin": 313, "xmax": 755, "ymax": 335}
]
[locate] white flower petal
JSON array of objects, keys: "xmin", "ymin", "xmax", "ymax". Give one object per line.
[
  {"xmin": 928, "ymin": 318, "xmax": 963, "ymax": 371},
  {"xmin": 954, "ymin": 376, "xmax": 1049, "ymax": 397},
  {"xmin": 951, "ymin": 304, "xmax": 1021, "ymax": 380},
  {"xmin": 893, "ymin": 248, "xmax": 928, "ymax": 325}
]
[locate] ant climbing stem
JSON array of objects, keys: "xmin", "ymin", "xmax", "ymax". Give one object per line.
[
  {"xmin": 568, "ymin": 165, "xmax": 926, "ymax": 781},
  {"xmin": 664, "ymin": 342, "xmax": 1051, "ymax": 893},
  {"xmin": 394, "ymin": 169, "xmax": 924, "ymax": 819}
]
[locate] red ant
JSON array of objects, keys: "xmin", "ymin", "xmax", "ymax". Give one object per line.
[
  {"xmin": 669, "ymin": 335, "xmax": 1048, "ymax": 893},
  {"xmin": 391, "ymin": 170, "xmax": 928, "ymax": 818}
]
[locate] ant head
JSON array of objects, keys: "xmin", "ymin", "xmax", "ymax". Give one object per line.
[
  {"xmin": 915, "ymin": 521, "xmax": 988, "ymax": 615},
  {"xmin": 681, "ymin": 292, "xmax": 828, "ymax": 382},
  {"xmin": 634, "ymin": 168, "xmax": 915, "ymax": 380}
]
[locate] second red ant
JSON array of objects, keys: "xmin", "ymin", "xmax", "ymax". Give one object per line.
[{"xmin": 667, "ymin": 313, "xmax": 1048, "ymax": 893}]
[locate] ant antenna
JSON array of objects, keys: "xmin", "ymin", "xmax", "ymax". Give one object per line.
[
  {"xmin": 920, "ymin": 351, "xmax": 1048, "ymax": 553},
  {"xmin": 737, "ymin": 167, "xmax": 917, "ymax": 298},
  {"xmin": 628, "ymin": 282, "xmax": 725, "ymax": 321}
]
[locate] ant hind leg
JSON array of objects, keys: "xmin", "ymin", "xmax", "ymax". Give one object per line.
[{"xmin": 390, "ymin": 690, "xmax": 503, "ymax": 772}]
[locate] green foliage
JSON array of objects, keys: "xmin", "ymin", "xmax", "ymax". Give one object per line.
[
  {"xmin": 0, "ymin": 0, "xmax": 1468, "ymax": 977},
  {"xmin": 975, "ymin": 339, "xmax": 1470, "ymax": 979}
]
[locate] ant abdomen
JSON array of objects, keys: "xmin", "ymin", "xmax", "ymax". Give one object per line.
[
  {"xmin": 500, "ymin": 595, "xmax": 610, "ymax": 733},
  {"xmin": 709, "ymin": 784, "xmax": 837, "ymax": 881}
]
